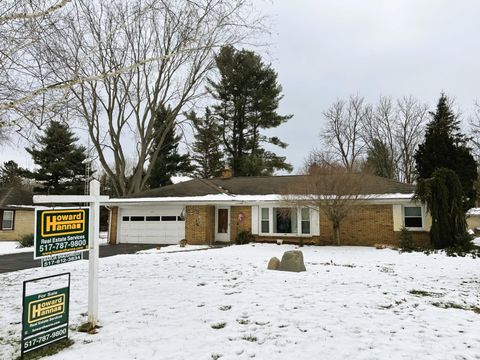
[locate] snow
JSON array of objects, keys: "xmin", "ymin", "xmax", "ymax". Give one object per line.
[
  {"xmin": 171, "ymin": 176, "xmax": 193, "ymax": 184},
  {"xmin": 137, "ymin": 244, "xmax": 210, "ymax": 254},
  {"xmin": 0, "ymin": 241, "xmax": 33, "ymax": 255},
  {"xmin": 108, "ymin": 193, "xmax": 414, "ymax": 205},
  {"xmin": 467, "ymin": 208, "xmax": 480, "ymax": 216},
  {"xmin": 474, "ymin": 237, "xmax": 480, "ymax": 246},
  {"xmin": 1, "ymin": 245, "xmax": 479, "ymax": 359}
]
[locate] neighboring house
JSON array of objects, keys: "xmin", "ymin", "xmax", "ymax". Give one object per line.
[
  {"xmin": 0, "ymin": 187, "xmax": 34, "ymax": 241},
  {"xmin": 108, "ymin": 172, "xmax": 432, "ymax": 247}
]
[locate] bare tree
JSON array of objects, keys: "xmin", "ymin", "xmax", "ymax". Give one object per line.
[
  {"xmin": 34, "ymin": 0, "xmax": 263, "ymax": 196},
  {"xmin": 394, "ymin": 96, "xmax": 428, "ymax": 183},
  {"xmin": 469, "ymin": 102, "xmax": 480, "ymax": 161},
  {"xmin": 0, "ymin": 0, "xmax": 73, "ymax": 140},
  {"xmin": 288, "ymin": 151, "xmax": 366, "ymax": 246},
  {"xmin": 321, "ymin": 95, "xmax": 369, "ymax": 171}
]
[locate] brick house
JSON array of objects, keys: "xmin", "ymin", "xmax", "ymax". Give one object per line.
[
  {"xmin": 108, "ymin": 173, "xmax": 431, "ymax": 247},
  {"xmin": 0, "ymin": 187, "xmax": 35, "ymax": 241}
]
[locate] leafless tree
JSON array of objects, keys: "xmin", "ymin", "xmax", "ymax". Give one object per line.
[
  {"xmin": 469, "ymin": 102, "xmax": 480, "ymax": 161},
  {"xmin": 394, "ymin": 96, "xmax": 428, "ymax": 183},
  {"xmin": 33, "ymin": 0, "xmax": 263, "ymax": 196},
  {"xmin": 0, "ymin": 0, "xmax": 73, "ymax": 140},
  {"xmin": 287, "ymin": 150, "xmax": 366, "ymax": 246},
  {"xmin": 321, "ymin": 95, "xmax": 370, "ymax": 171},
  {"xmin": 361, "ymin": 95, "xmax": 428, "ymax": 183}
]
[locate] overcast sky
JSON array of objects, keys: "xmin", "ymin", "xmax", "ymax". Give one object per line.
[
  {"xmin": 3, "ymin": 0, "xmax": 480, "ymax": 174},
  {"xmin": 258, "ymin": 0, "xmax": 480, "ymax": 172}
]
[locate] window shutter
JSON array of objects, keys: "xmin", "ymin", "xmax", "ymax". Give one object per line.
[
  {"xmin": 251, "ymin": 206, "xmax": 259, "ymax": 234},
  {"xmin": 0, "ymin": 210, "xmax": 3, "ymax": 230}
]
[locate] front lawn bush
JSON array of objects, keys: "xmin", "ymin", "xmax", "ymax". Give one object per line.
[
  {"xmin": 235, "ymin": 230, "xmax": 254, "ymax": 245},
  {"xmin": 18, "ymin": 233, "xmax": 34, "ymax": 247}
]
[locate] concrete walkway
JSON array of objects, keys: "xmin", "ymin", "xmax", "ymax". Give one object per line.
[{"xmin": 0, "ymin": 244, "xmax": 157, "ymax": 273}]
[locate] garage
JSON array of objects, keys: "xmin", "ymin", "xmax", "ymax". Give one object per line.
[{"xmin": 118, "ymin": 205, "xmax": 185, "ymax": 244}]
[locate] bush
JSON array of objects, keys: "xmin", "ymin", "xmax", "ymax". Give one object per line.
[
  {"xmin": 18, "ymin": 233, "xmax": 34, "ymax": 247},
  {"xmin": 398, "ymin": 226, "xmax": 414, "ymax": 252},
  {"xmin": 235, "ymin": 230, "xmax": 254, "ymax": 245}
]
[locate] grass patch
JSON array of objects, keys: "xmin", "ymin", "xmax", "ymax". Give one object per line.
[
  {"xmin": 16, "ymin": 338, "xmax": 74, "ymax": 360},
  {"xmin": 211, "ymin": 354, "xmax": 223, "ymax": 359},
  {"xmin": 409, "ymin": 289, "xmax": 443, "ymax": 298},
  {"xmin": 219, "ymin": 305, "xmax": 231, "ymax": 311},
  {"xmin": 236, "ymin": 318, "xmax": 249, "ymax": 325},
  {"xmin": 211, "ymin": 322, "xmax": 227, "ymax": 329},
  {"xmin": 432, "ymin": 302, "xmax": 480, "ymax": 314},
  {"xmin": 242, "ymin": 335, "xmax": 257, "ymax": 342}
]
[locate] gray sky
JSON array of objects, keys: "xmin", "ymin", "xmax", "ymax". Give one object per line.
[
  {"xmin": 259, "ymin": 0, "xmax": 480, "ymax": 172},
  {"xmin": 3, "ymin": 0, "xmax": 480, "ymax": 173}
]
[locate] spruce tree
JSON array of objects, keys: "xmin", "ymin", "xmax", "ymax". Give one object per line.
[
  {"xmin": 415, "ymin": 94, "xmax": 477, "ymax": 209},
  {"xmin": 208, "ymin": 45, "xmax": 293, "ymax": 176},
  {"xmin": 364, "ymin": 139, "xmax": 395, "ymax": 179},
  {"xmin": 26, "ymin": 121, "xmax": 90, "ymax": 194},
  {"xmin": 0, "ymin": 160, "xmax": 25, "ymax": 187},
  {"xmin": 148, "ymin": 106, "xmax": 194, "ymax": 188},
  {"xmin": 189, "ymin": 108, "xmax": 224, "ymax": 178},
  {"xmin": 415, "ymin": 168, "xmax": 471, "ymax": 249}
]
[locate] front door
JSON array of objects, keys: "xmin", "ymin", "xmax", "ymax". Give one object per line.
[{"xmin": 215, "ymin": 207, "xmax": 230, "ymax": 242}]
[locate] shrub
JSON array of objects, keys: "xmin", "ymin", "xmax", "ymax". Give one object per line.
[
  {"xmin": 235, "ymin": 230, "xmax": 254, "ymax": 245},
  {"xmin": 18, "ymin": 233, "xmax": 34, "ymax": 247},
  {"xmin": 398, "ymin": 226, "xmax": 414, "ymax": 252}
]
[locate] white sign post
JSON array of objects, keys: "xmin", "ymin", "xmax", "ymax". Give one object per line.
[{"xmin": 33, "ymin": 179, "xmax": 109, "ymax": 328}]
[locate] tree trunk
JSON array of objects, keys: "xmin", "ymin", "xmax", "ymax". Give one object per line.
[{"xmin": 333, "ymin": 223, "xmax": 341, "ymax": 246}]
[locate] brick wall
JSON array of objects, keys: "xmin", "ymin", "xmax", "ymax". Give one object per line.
[
  {"xmin": 0, "ymin": 210, "xmax": 34, "ymax": 241},
  {"xmin": 185, "ymin": 205, "xmax": 215, "ymax": 245},
  {"xmin": 230, "ymin": 206, "xmax": 252, "ymax": 242}
]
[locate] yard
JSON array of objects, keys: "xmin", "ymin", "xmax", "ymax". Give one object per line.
[{"xmin": 0, "ymin": 244, "xmax": 479, "ymax": 359}]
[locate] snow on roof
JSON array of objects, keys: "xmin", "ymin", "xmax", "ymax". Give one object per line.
[
  {"xmin": 108, "ymin": 192, "xmax": 414, "ymax": 204},
  {"xmin": 170, "ymin": 176, "xmax": 193, "ymax": 184},
  {"xmin": 467, "ymin": 208, "xmax": 480, "ymax": 216}
]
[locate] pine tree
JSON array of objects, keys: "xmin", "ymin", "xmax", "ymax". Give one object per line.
[
  {"xmin": 189, "ymin": 108, "xmax": 224, "ymax": 178},
  {"xmin": 415, "ymin": 94, "xmax": 477, "ymax": 209},
  {"xmin": 26, "ymin": 121, "xmax": 90, "ymax": 195},
  {"xmin": 147, "ymin": 106, "xmax": 194, "ymax": 188},
  {"xmin": 364, "ymin": 139, "xmax": 395, "ymax": 179},
  {"xmin": 208, "ymin": 45, "xmax": 293, "ymax": 176},
  {"xmin": 415, "ymin": 168, "xmax": 471, "ymax": 249},
  {"xmin": 0, "ymin": 160, "xmax": 25, "ymax": 187}
]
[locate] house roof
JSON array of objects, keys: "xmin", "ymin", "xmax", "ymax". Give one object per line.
[
  {"xmin": 0, "ymin": 187, "xmax": 34, "ymax": 209},
  {"xmin": 125, "ymin": 175, "xmax": 415, "ymax": 199}
]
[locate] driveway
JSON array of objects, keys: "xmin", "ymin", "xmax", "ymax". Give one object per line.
[{"xmin": 0, "ymin": 244, "xmax": 157, "ymax": 273}]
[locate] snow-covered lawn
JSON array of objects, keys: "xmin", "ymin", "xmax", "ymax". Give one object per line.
[
  {"xmin": 0, "ymin": 241, "xmax": 32, "ymax": 255},
  {"xmin": 1, "ymin": 244, "xmax": 479, "ymax": 359}
]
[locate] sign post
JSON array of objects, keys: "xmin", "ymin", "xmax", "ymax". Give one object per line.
[{"xmin": 33, "ymin": 180, "xmax": 108, "ymax": 328}]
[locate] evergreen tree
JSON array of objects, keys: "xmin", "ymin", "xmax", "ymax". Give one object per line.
[
  {"xmin": 26, "ymin": 121, "xmax": 90, "ymax": 195},
  {"xmin": 147, "ymin": 106, "xmax": 194, "ymax": 188},
  {"xmin": 208, "ymin": 45, "xmax": 293, "ymax": 176},
  {"xmin": 364, "ymin": 139, "xmax": 395, "ymax": 179},
  {"xmin": 0, "ymin": 160, "xmax": 25, "ymax": 187},
  {"xmin": 189, "ymin": 108, "xmax": 224, "ymax": 178},
  {"xmin": 415, "ymin": 168, "xmax": 472, "ymax": 249},
  {"xmin": 415, "ymin": 94, "xmax": 477, "ymax": 209}
]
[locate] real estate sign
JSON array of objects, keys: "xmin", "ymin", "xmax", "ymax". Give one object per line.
[
  {"xmin": 22, "ymin": 273, "xmax": 70, "ymax": 356},
  {"xmin": 34, "ymin": 208, "xmax": 89, "ymax": 259}
]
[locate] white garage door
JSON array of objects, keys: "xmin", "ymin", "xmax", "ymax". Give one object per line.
[{"xmin": 118, "ymin": 205, "xmax": 185, "ymax": 244}]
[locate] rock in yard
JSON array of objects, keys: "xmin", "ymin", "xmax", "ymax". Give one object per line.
[
  {"xmin": 278, "ymin": 250, "xmax": 306, "ymax": 272},
  {"xmin": 267, "ymin": 257, "xmax": 280, "ymax": 270}
]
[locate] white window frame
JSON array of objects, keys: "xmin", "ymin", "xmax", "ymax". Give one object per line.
[
  {"xmin": 402, "ymin": 205, "xmax": 424, "ymax": 230},
  {"xmin": 2, "ymin": 210, "xmax": 14, "ymax": 230},
  {"xmin": 259, "ymin": 206, "xmax": 312, "ymax": 237}
]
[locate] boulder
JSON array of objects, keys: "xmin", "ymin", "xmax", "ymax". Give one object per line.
[
  {"xmin": 267, "ymin": 257, "xmax": 280, "ymax": 270},
  {"xmin": 278, "ymin": 250, "xmax": 306, "ymax": 272}
]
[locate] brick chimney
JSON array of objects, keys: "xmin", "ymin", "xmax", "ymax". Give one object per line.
[{"xmin": 222, "ymin": 167, "xmax": 233, "ymax": 179}]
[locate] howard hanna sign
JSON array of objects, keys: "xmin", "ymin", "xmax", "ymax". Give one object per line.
[{"xmin": 34, "ymin": 208, "xmax": 90, "ymax": 259}]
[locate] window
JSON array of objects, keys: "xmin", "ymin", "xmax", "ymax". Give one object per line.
[
  {"xmin": 404, "ymin": 206, "xmax": 422, "ymax": 228},
  {"xmin": 273, "ymin": 208, "xmax": 297, "ymax": 234},
  {"xmin": 130, "ymin": 216, "xmax": 145, "ymax": 221},
  {"xmin": 261, "ymin": 208, "xmax": 269, "ymax": 233},
  {"xmin": 301, "ymin": 208, "xmax": 310, "ymax": 234},
  {"xmin": 146, "ymin": 216, "xmax": 161, "ymax": 221},
  {"xmin": 161, "ymin": 216, "xmax": 177, "ymax": 221},
  {"xmin": 2, "ymin": 210, "xmax": 14, "ymax": 230}
]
